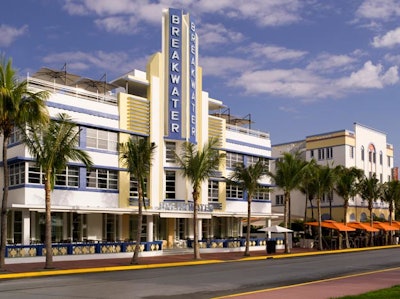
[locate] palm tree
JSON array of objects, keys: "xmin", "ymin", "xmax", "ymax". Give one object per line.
[
  {"xmin": 119, "ymin": 137, "xmax": 156, "ymax": 265},
  {"xmin": 22, "ymin": 113, "xmax": 92, "ymax": 269},
  {"xmin": 0, "ymin": 56, "xmax": 49, "ymax": 270},
  {"xmin": 229, "ymin": 160, "xmax": 267, "ymax": 257},
  {"xmin": 380, "ymin": 180, "xmax": 400, "ymax": 244},
  {"xmin": 334, "ymin": 166, "xmax": 363, "ymax": 248},
  {"xmin": 359, "ymin": 174, "xmax": 381, "ymax": 246},
  {"xmin": 299, "ymin": 163, "xmax": 318, "ymax": 221},
  {"xmin": 269, "ymin": 152, "xmax": 308, "ymax": 253},
  {"xmin": 175, "ymin": 138, "xmax": 224, "ymax": 260},
  {"xmin": 310, "ymin": 162, "xmax": 337, "ymax": 250}
]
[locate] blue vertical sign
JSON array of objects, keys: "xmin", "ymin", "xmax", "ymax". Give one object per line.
[
  {"xmin": 189, "ymin": 17, "xmax": 197, "ymax": 143},
  {"xmin": 168, "ymin": 8, "xmax": 182, "ymax": 139}
]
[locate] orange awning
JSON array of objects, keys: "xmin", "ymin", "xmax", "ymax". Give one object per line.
[
  {"xmin": 347, "ymin": 222, "xmax": 379, "ymax": 232},
  {"xmin": 305, "ymin": 220, "xmax": 355, "ymax": 232},
  {"xmin": 373, "ymin": 221, "xmax": 399, "ymax": 231},
  {"xmin": 389, "ymin": 221, "xmax": 400, "ymax": 229}
]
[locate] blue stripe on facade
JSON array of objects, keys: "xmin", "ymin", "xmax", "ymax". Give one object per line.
[
  {"xmin": 225, "ymin": 138, "xmax": 271, "ymax": 151},
  {"xmin": 47, "ymin": 101, "xmax": 119, "ymax": 121}
]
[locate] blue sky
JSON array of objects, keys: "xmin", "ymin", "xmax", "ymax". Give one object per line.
[{"xmin": 1, "ymin": 0, "xmax": 400, "ymax": 165}]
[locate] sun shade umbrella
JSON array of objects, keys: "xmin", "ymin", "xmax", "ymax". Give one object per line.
[
  {"xmin": 32, "ymin": 67, "xmax": 81, "ymax": 85},
  {"xmin": 72, "ymin": 77, "xmax": 118, "ymax": 94},
  {"xmin": 347, "ymin": 222, "xmax": 379, "ymax": 232},
  {"xmin": 258, "ymin": 225, "xmax": 293, "ymax": 233}
]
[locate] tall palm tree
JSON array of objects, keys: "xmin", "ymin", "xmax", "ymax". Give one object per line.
[
  {"xmin": 22, "ymin": 113, "xmax": 92, "ymax": 269},
  {"xmin": 299, "ymin": 162, "xmax": 318, "ymax": 221},
  {"xmin": 269, "ymin": 152, "xmax": 308, "ymax": 253},
  {"xmin": 310, "ymin": 162, "xmax": 337, "ymax": 250},
  {"xmin": 119, "ymin": 137, "xmax": 156, "ymax": 265},
  {"xmin": 229, "ymin": 160, "xmax": 267, "ymax": 257},
  {"xmin": 334, "ymin": 166, "xmax": 363, "ymax": 248},
  {"xmin": 175, "ymin": 138, "xmax": 224, "ymax": 260},
  {"xmin": 359, "ymin": 174, "xmax": 381, "ymax": 246},
  {"xmin": 0, "ymin": 56, "xmax": 49, "ymax": 270},
  {"xmin": 380, "ymin": 180, "xmax": 400, "ymax": 244}
]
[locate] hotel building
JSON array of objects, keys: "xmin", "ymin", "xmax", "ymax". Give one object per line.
[{"xmin": 1, "ymin": 8, "xmax": 278, "ymax": 249}]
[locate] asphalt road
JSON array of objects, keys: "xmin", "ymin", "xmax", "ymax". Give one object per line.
[{"xmin": 0, "ymin": 248, "xmax": 399, "ymax": 299}]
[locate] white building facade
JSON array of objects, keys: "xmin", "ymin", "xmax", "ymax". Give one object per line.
[
  {"xmin": 1, "ymin": 8, "xmax": 278, "ymax": 250},
  {"xmin": 272, "ymin": 123, "xmax": 394, "ymax": 223}
]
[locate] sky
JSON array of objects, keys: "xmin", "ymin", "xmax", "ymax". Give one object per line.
[{"xmin": 1, "ymin": 0, "xmax": 400, "ymax": 165}]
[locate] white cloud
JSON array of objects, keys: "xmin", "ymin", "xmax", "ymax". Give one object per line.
[
  {"xmin": 372, "ymin": 27, "xmax": 400, "ymax": 48},
  {"xmin": 200, "ymin": 56, "xmax": 254, "ymax": 77},
  {"xmin": 246, "ymin": 44, "xmax": 307, "ymax": 62},
  {"xmin": 336, "ymin": 61, "xmax": 399, "ymax": 89},
  {"xmin": 385, "ymin": 54, "xmax": 400, "ymax": 65},
  {"xmin": 356, "ymin": 0, "xmax": 400, "ymax": 20},
  {"xmin": 0, "ymin": 24, "xmax": 28, "ymax": 47},
  {"xmin": 307, "ymin": 53, "xmax": 357, "ymax": 73},
  {"xmin": 198, "ymin": 24, "xmax": 244, "ymax": 47},
  {"xmin": 94, "ymin": 16, "xmax": 139, "ymax": 34}
]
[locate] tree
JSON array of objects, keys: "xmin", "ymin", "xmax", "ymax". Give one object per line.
[
  {"xmin": 22, "ymin": 113, "xmax": 92, "ymax": 269},
  {"xmin": 175, "ymin": 138, "xmax": 224, "ymax": 260},
  {"xmin": 229, "ymin": 160, "xmax": 267, "ymax": 257},
  {"xmin": 380, "ymin": 180, "xmax": 400, "ymax": 244},
  {"xmin": 269, "ymin": 152, "xmax": 308, "ymax": 253},
  {"xmin": 310, "ymin": 162, "xmax": 337, "ymax": 250},
  {"xmin": 359, "ymin": 174, "xmax": 381, "ymax": 247},
  {"xmin": 119, "ymin": 137, "xmax": 156, "ymax": 265},
  {"xmin": 334, "ymin": 166, "xmax": 363, "ymax": 248},
  {"xmin": 0, "ymin": 56, "xmax": 49, "ymax": 270}
]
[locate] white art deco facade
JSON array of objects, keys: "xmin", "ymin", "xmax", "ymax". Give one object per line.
[
  {"xmin": 1, "ymin": 9, "xmax": 277, "ymax": 248},
  {"xmin": 272, "ymin": 123, "xmax": 394, "ymax": 223}
]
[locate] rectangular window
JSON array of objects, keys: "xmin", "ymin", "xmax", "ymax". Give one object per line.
[
  {"xmin": 318, "ymin": 149, "xmax": 325, "ymax": 160},
  {"xmin": 208, "ymin": 180, "xmax": 219, "ymax": 202},
  {"xmin": 310, "ymin": 150, "xmax": 314, "ymax": 159},
  {"xmin": 28, "ymin": 163, "xmax": 42, "ymax": 184},
  {"xmin": 165, "ymin": 171, "xmax": 176, "ymax": 199},
  {"xmin": 129, "ymin": 175, "xmax": 147, "ymax": 199},
  {"xmin": 326, "ymin": 147, "xmax": 333, "ymax": 159},
  {"xmin": 388, "ymin": 156, "xmax": 391, "ymax": 167},
  {"xmin": 275, "ymin": 194, "xmax": 284, "ymax": 205},
  {"xmin": 380, "ymin": 173, "xmax": 383, "ymax": 183},
  {"xmin": 8, "ymin": 127, "xmax": 22, "ymax": 145},
  {"xmin": 55, "ymin": 166, "xmax": 79, "ymax": 187},
  {"xmin": 254, "ymin": 186, "xmax": 269, "ymax": 200},
  {"xmin": 166, "ymin": 142, "xmax": 176, "ymax": 163},
  {"xmin": 349, "ymin": 146, "xmax": 354, "ymax": 159},
  {"xmin": 226, "ymin": 183, "xmax": 243, "ymax": 199},
  {"xmin": 9, "ymin": 162, "xmax": 25, "ymax": 186},
  {"xmin": 226, "ymin": 152, "xmax": 243, "ymax": 168},
  {"xmin": 86, "ymin": 128, "xmax": 117, "ymax": 151},
  {"xmin": 86, "ymin": 168, "xmax": 118, "ymax": 190}
]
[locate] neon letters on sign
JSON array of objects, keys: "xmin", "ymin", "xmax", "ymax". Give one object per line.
[
  {"xmin": 189, "ymin": 19, "xmax": 196, "ymax": 143},
  {"xmin": 168, "ymin": 8, "xmax": 182, "ymax": 139}
]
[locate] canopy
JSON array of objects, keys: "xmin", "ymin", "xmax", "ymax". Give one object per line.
[
  {"xmin": 258, "ymin": 225, "xmax": 293, "ymax": 233},
  {"xmin": 72, "ymin": 77, "xmax": 118, "ymax": 94},
  {"xmin": 347, "ymin": 222, "xmax": 379, "ymax": 232},
  {"xmin": 32, "ymin": 67, "xmax": 81, "ymax": 85},
  {"xmin": 390, "ymin": 221, "xmax": 400, "ymax": 229},
  {"xmin": 305, "ymin": 220, "xmax": 355, "ymax": 232},
  {"xmin": 373, "ymin": 222, "xmax": 399, "ymax": 231}
]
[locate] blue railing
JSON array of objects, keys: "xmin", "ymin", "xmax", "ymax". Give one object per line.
[{"xmin": 5, "ymin": 240, "xmax": 163, "ymax": 258}]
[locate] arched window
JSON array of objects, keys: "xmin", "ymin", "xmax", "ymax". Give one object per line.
[
  {"xmin": 360, "ymin": 212, "xmax": 367, "ymax": 222},
  {"xmin": 368, "ymin": 144, "xmax": 376, "ymax": 163},
  {"xmin": 349, "ymin": 213, "xmax": 356, "ymax": 221},
  {"xmin": 322, "ymin": 213, "xmax": 330, "ymax": 220}
]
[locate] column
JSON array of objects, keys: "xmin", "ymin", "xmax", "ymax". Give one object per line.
[
  {"xmin": 147, "ymin": 215, "xmax": 154, "ymax": 242},
  {"xmin": 22, "ymin": 210, "xmax": 30, "ymax": 245}
]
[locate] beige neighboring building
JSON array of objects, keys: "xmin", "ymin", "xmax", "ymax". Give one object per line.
[{"xmin": 271, "ymin": 123, "xmax": 394, "ymax": 224}]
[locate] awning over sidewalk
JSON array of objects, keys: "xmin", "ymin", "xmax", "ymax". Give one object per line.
[
  {"xmin": 373, "ymin": 221, "xmax": 399, "ymax": 231},
  {"xmin": 347, "ymin": 222, "xmax": 379, "ymax": 232},
  {"xmin": 305, "ymin": 220, "xmax": 355, "ymax": 232}
]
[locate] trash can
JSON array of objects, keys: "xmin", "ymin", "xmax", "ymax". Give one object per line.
[{"xmin": 266, "ymin": 240, "xmax": 277, "ymax": 254}]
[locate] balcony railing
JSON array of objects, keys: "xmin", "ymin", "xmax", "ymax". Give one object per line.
[{"xmin": 226, "ymin": 124, "xmax": 270, "ymax": 139}]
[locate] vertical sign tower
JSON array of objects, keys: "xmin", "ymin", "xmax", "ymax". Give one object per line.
[{"xmin": 163, "ymin": 8, "xmax": 198, "ymax": 143}]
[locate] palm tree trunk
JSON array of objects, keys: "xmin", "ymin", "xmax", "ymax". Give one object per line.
[
  {"xmin": 193, "ymin": 190, "xmax": 200, "ymax": 260},
  {"xmin": 244, "ymin": 196, "xmax": 251, "ymax": 257},
  {"xmin": 317, "ymin": 198, "xmax": 323, "ymax": 251},
  {"xmin": 0, "ymin": 138, "xmax": 9, "ymax": 270},
  {"xmin": 369, "ymin": 207, "xmax": 374, "ymax": 247},
  {"xmin": 131, "ymin": 187, "xmax": 143, "ymax": 264},
  {"xmin": 283, "ymin": 192, "xmax": 291, "ymax": 254},
  {"xmin": 344, "ymin": 201, "xmax": 350, "ymax": 249},
  {"xmin": 44, "ymin": 177, "xmax": 54, "ymax": 269}
]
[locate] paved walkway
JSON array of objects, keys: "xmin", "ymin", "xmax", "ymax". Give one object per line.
[{"xmin": 1, "ymin": 246, "xmax": 400, "ymax": 298}]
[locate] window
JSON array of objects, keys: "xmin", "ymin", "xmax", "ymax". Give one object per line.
[
  {"xmin": 380, "ymin": 173, "xmax": 383, "ymax": 183},
  {"xmin": 379, "ymin": 151, "xmax": 383, "ymax": 165},
  {"xmin": 226, "ymin": 183, "xmax": 243, "ymax": 199},
  {"xmin": 165, "ymin": 171, "xmax": 176, "ymax": 199},
  {"xmin": 388, "ymin": 156, "xmax": 391, "ymax": 167},
  {"xmin": 310, "ymin": 150, "xmax": 314, "ymax": 159},
  {"xmin": 361, "ymin": 146, "xmax": 364, "ymax": 161},
  {"xmin": 9, "ymin": 162, "xmax": 25, "ymax": 186},
  {"xmin": 166, "ymin": 142, "xmax": 176, "ymax": 163},
  {"xmin": 226, "ymin": 152, "xmax": 243, "ymax": 168},
  {"xmin": 349, "ymin": 146, "xmax": 354, "ymax": 159},
  {"xmin": 254, "ymin": 186, "xmax": 269, "ymax": 200},
  {"xmin": 318, "ymin": 148, "xmax": 325, "ymax": 160},
  {"xmin": 326, "ymin": 147, "xmax": 333, "ymax": 159},
  {"xmin": 86, "ymin": 128, "xmax": 117, "ymax": 151},
  {"xmin": 55, "ymin": 166, "xmax": 79, "ymax": 187},
  {"xmin": 275, "ymin": 194, "xmax": 284, "ymax": 205},
  {"xmin": 86, "ymin": 168, "xmax": 118, "ymax": 190},
  {"xmin": 129, "ymin": 175, "xmax": 147, "ymax": 199},
  {"xmin": 208, "ymin": 180, "xmax": 219, "ymax": 202},
  {"xmin": 8, "ymin": 127, "xmax": 22, "ymax": 145},
  {"xmin": 28, "ymin": 163, "xmax": 43, "ymax": 184}
]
